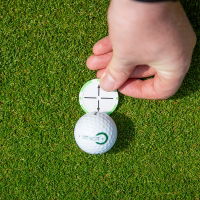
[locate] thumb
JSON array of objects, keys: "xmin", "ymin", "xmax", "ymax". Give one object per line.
[{"xmin": 100, "ymin": 57, "xmax": 134, "ymax": 91}]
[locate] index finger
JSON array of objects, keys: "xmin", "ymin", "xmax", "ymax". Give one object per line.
[{"xmin": 119, "ymin": 72, "xmax": 184, "ymax": 99}]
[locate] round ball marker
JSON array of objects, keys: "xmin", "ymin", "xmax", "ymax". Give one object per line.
[{"xmin": 79, "ymin": 79, "xmax": 119, "ymax": 115}]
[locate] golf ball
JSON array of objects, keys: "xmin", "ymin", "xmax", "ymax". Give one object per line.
[{"xmin": 74, "ymin": 112, "xmax": 117, "ymax": 154}]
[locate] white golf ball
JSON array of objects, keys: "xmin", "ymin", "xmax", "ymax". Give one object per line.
[{"xmin": 74, "ymin": 112, "xmax": 117, "ymax": 154}]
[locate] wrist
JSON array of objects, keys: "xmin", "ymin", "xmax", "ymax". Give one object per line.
[
  {"xmin": 135, "ymin": 0, "xmax": 178, "ymax": 2},
  {"xmin": 111, "ymin": 0, "xmax": 180, "ymax": 17}
]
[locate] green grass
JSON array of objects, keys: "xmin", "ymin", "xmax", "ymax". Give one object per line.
[{"xmin": 0, "ymin": 0, "xmax": 200, "ymax": 199}]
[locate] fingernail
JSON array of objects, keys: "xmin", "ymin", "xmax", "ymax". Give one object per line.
[
  {"xmin": 93, "ymin": 43, "xmax": 102, "ymax": 54},
  {"xmin": 101, "ymin": 72, "xmax": 106, "ymax": 79},
  {"xmin": 100, "ymin": 73, "xmax": 115, "ymax": 91}
]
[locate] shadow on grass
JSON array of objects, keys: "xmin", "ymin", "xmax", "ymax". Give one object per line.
[
  {"xmin": 171, "ymin": 1, "xmax": 200, "ymax": 99},
  {"xmin": 109, "ymin": 112, "xmax": 135, "ymax": 154},
  {"xmin": 171, "ymin": 44, "xmax": 200, "ymax": 100}
]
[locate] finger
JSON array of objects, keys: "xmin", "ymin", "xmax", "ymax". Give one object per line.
[
  {"xmin": 86, "ymin": 52, "xmax": 112, "ymax": 70},
  {"xmin": 119, "ymin": 73, "xmax": 184, "ymax": 99},
  {"xmin": 132, "ymin": 65, "xmax": 156, "ymax": 78},
  {"xmin": 93, "ymin": 36, "xmax": 113, "ymax": 56},
  {"xmin": 97, "ymin": 65, "xmax": 156, "ymax": 79},
  {"xmin": 100, "ymin": 57, "xmax": 135, "ymax": 91}
]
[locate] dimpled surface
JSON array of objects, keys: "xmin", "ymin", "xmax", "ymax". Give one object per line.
[{"xmin": 74, "ymin": 112, "xmax": 117, "ymax": 154}]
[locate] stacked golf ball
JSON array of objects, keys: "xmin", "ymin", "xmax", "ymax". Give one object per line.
[{"xmin": 74, "ymin": 79, "xmax": 119, "ymax": 154}]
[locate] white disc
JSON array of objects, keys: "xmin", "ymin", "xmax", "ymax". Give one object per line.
[{"xmin": 79, "ymin": 79, "xmax": 119, "ymax": 115}]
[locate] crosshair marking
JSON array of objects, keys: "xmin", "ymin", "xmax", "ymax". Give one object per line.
[
  {"xmin": 84, "ymin": 97, "xmax": 97, "ymax": 99},
  {"xmin": 83, "ymin": 85, "xmax": 117, "ymax": 112},
  {"xmin": 80, "ymin": 79, "xmax": 119, "ymax": 114}
]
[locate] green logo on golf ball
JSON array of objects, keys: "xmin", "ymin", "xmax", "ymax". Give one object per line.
[
  {"xmin": 95, "ymin": 132, "xmax": 108, "ymax": 145},
  {"xmin": 82, "ymin": 132, "xmax": 108, "ymax": 145}
]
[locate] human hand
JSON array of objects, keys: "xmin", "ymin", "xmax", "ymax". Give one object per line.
[{"xmin": 87, "ymin": 0, "xmax": 196, "ymax": 99}]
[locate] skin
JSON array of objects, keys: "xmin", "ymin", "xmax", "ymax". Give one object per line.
[{"xmin": 87, "ymin": 0, "xmax": 196, "ymax": 99}]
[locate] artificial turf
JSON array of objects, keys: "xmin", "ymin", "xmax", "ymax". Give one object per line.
[{"xmin": 0, "ymin": 0, "xmax": 200, "ymax": 199}]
